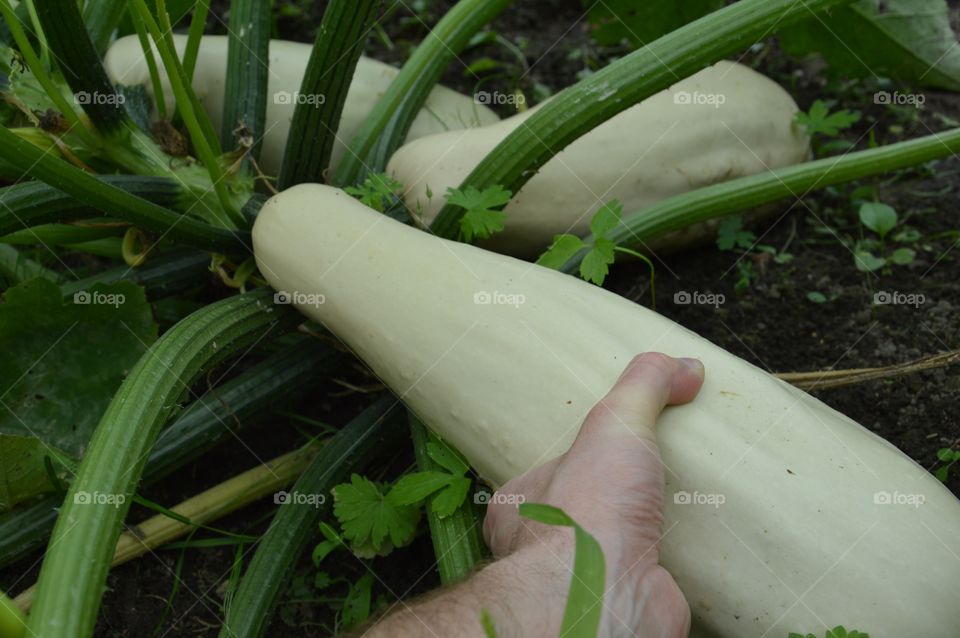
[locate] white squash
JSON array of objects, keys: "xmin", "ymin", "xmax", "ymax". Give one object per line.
[
  {"xmin": 103, "ymin": 34, "xmax": 499, "ymax": 174},
  {"xmin": 387, "ymin": 60, "xmax": 809, "ymax": 257},
  {"xmin": 253, "ymin": 183, "xmax": 960, "ymax": 638}
]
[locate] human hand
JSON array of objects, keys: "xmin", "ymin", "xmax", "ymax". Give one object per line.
[{"xmin": 483, "ymin": 353, "xmax": 704, "ymax": 637}]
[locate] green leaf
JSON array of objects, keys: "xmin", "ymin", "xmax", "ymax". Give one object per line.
[
  {"xmin": 333, "ymin": 474, "xmax": 420, "ymax": 554},
  {"xmin": 716, "ymin": 216, "xmax": 756, "ymax": 251},
  {"xmin": 431, "ymin": 477, "xmax": 472, "ymax": 518},
  {"xmin": 480, "ymin": 609, "xmax": 498, "ymax": 638},
  {"xmin": 0, "ymin": 435, "xmax": 67, "ymax": 511},
  {"xmin": 794, "ymin": 100, "xmax": 861, "ymax": 138},
  {"xmin": 0, "ymin": 279, "xmax": 157, "ymax": 458},
  {"xmin": 889, "ymin": 247, "xmax": 916, "ymax": 265},
  {"xmin": 448, "ymin": 186, "xmax": 512, "ymax": 242},
  {"xmin": 854, "ymin": 251, "xmax": 887, "ymax": 272},
  {"xmin": 580, "ymin": 237, "xmax": 616, "ymax": 285},
  {"xmin": 583, "ymin": 0, "xmax": 723, "ymax": 46},
  {"xmin": 806, "ymin": 291, "xmax": 828, "ymax": 303},
  {"xmin": 780, "ymin": 0, "xmax": 960, "ymax": 91},
  {"xmin": 520, "ymin": 503, "xmax": 605, "ymax": 638},
  {"xmin": 537, "ymin": 234, "xmax": 587, "ymax": 270},
  {"xmin": 388, "ymin": 471, "xmax": 457, "ymax": 506},
  {"xmin": 936, "ymin": 448, "xmax": 958, "ymax": 462},
  {"xmin": 341, "ymin": 572, "xmax": 374, "ymax": 629},
  {"xmin": 426, "ymin": 440, "xmax": 469, "ymax": 476},
  {"xmin": 344, "ymin": 173, "xmax": 404, "ymax": 213},
  {"xmin": 311, "ymin": 540, "xmax": 340, "ymax": 566},
  {"xmin": 589, "ymin": 200, "xmax": 623, "ymax": 237},
  {"xmin": 859, "ymin": 202, "xmax": 898, "ymax": 237}
]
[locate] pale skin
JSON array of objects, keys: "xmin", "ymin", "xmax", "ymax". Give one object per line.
[{"xmin": 364, "ymin": 352, "xmax": 705, "ymax": 638}]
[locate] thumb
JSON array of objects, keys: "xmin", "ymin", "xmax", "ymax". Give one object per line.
[{"xmin": 575, "ymin": 353, "xmax": 704, "ymax": 444}]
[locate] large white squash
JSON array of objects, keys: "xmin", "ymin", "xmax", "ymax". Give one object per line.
[
  {"xmin": 103, "ymin": 35, "xmax": 499, "ymax": 174},
  {"xmin": 387, "ymin": 60, "xmax": 809, "ymax": 257},
  {"xmin": 253, "ymin": 184, "xmax": 960, "ymax": 638}
]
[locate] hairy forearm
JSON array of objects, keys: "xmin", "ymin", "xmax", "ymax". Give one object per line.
[{"xmin": 364, "ymin": 544, "xmax": 571, "ymax": 638}]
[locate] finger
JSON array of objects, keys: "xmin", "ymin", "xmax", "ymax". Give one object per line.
[{"xmin": 577, "ymin": 353, "xmax": 704, "ymax": 443}]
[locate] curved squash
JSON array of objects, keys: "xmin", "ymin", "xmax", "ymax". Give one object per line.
[
  {"xmin": 103, "ymin": 34, "xmax": 499, "ymax": 174},
  {"xmin": 388, "ymin": 60, "xmax": 809, "ymax": 257},
  {"xmin": 253, "ymin": 184, "xmax": 960, "ymax": 638}
]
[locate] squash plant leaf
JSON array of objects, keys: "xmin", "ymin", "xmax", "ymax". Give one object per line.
[
  {"xmin": 0, "ymin": 279, "xmax": 157, "ymax": 460},
  {"xmin": 583, "ymin": 0, "xmax": 722, "ymax": 47},
  {"xmin": 430, "ymin": 477, "xmax": 472, "ymax": 518},
  {"xmin": 794, "ymin": 100, "xmax": 860, "ymax": 138},
  {"xmin": 779, "ymin": 0, "xmax": 960, "ymax": 91},
  {"xmin": 447, "ymin": 185, "xmax": 512, "ymax": 242},
  {"xmin": 388, "ymin": 471, "xmax": 459, "ymax": 505},
  {"xmin": 333, "ymin": 474, "xmax": 420, "ymax": 555},
  {"xmin": 425, "ymin": 440, "xmax": 469, "ymax": 476}
]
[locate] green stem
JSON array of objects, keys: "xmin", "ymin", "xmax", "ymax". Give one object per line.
[
  {"xmin": 82, "ymin": 0, "xmax": 127, "ymax": 56},
  {"xmin": 130, "ymin": 6, "xmax": 167, "ymax": 120},
  {"xmin": 132, "ymin": 0, "xmax": 242, "ymax": 226},
  {"xmin": 562, "ymin": 127, "xmax": 960, "ymax": 273},
  {"xmin": 0, "ymin": 244, "xmax": 61, "ymax": 283},
  {"xmin": 429, "ymin": 0, "xmax": 855, "ymax": 238},
  {"xmin": 221, "ymin": 0, "xmax": 270, "ymax": 160},
  {"xmin": 182, "ymin": 0, "xmax": 211, "ymax": 84},
  {"xmin": 0, "ymin": 128, "xmax": 248, "ymax": 251},
  {"xmin": 26, "ymin": 290, "xmax": 299, "ymax": 638},
  {"xmin": 220, "ymin": 394, "xmax": 404, "ymax": 638},
  {"xmin": 613, "ymin": 246, "xmax": 655, "ymax": 309},
  {"xmin": 410, "ymin": 414, "xmax": 486, "ymax": 584},
  {"xmin": 278, "ymin": 0, "xmax": 382, "ymax": 189},
  {"xmin": 0, "ymin": 336, "xmax": 338, "ymax": 568},
  {"xmin": 333, "ymin": 0, "xmax": 513, "ymax": 186}
]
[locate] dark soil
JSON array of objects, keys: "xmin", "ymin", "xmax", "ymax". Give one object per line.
[{"xmin": 3, "ymin": 1, "xmax": 959, "ymax": 636}]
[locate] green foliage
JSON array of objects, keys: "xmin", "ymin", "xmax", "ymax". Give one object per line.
[
  {"xmin": 717, "ymin": 216, "xmax": 757, "ymax": 251},
  {"xmin": 538, "ymin": 201, "xmax": 625, "ymax": 285},
  {"xmin": 344, "ymin": 173, "xmax": 404, "ymax": 212},
  {"xmin": 715, "ymin": 216, "xmax": 792, "ymax": 291},
  {"xmin": 583, "ymin": 0, "xmax": 722, "ymax": 47},
  {"xmin": 853, "ymin": 202, "xmax": 916, "ymax": 272},
  {"xmin": 332, "ymin": 474, "xmax": 421, "ymax": 557},
  {"xmin": 934, "ymin": 448, "xmax": 960, "ymax": 482},
  {"xmin": 780, "ymin": 0, "xmax": 960, "ymax": 91},
  {"xmin": 519, "ymin": 503, "xmax": 605, "ymax": 638},
  {"xmin": 390, "ymin": 440, "xmax": 473, "ymax": 518},
  {"xmin": 447, "ymin": 185, "xmax": 512, "ymax": 242},
  {"xmin": 0, "ymin": 279, "xmax": 157, "ymax": 460},
  {"xmin": 794, "ymin": 100, "xmax": 861, "ymax": 138}
]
